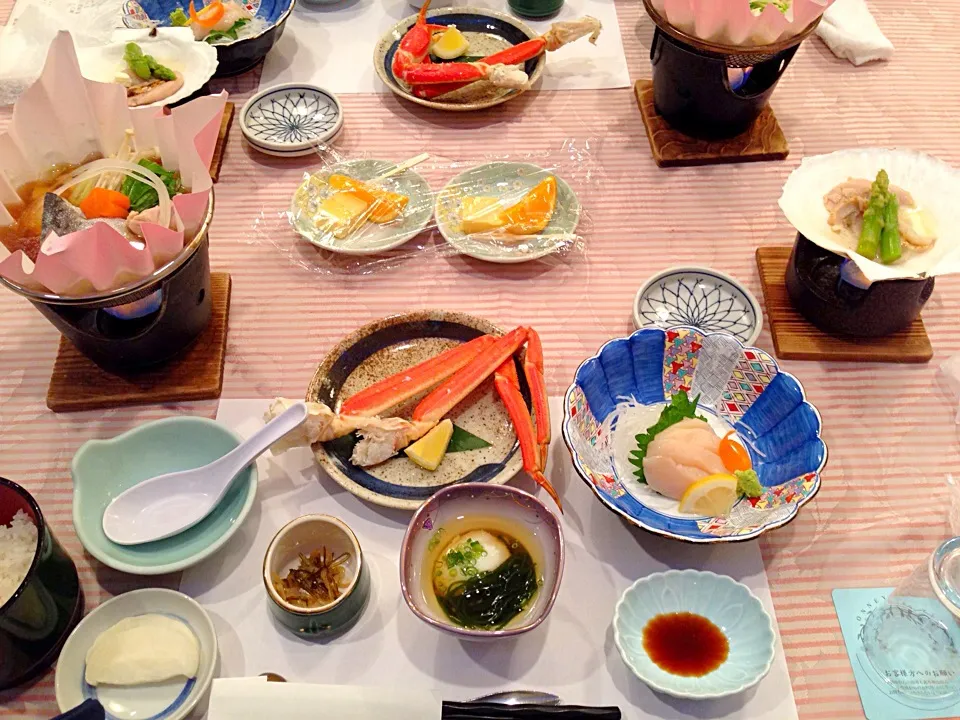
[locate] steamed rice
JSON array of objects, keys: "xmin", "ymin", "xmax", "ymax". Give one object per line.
[{"xmin": 0, "ymin": 510, "xmax": 38, "ymax": 606}]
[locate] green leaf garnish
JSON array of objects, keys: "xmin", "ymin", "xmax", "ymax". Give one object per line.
[
  {"xmin": 205, "ymin": 18, "xmax": 250, "ymax": 43},
  {"xmin": 446, "ymin": 425, "xmax": 492, "ymax": 453},
  {"xmin": 735, "ymin": 469, "xmax": 763, "ymax": 498},
  {"xmin": 629, "ymin": 391, "xmax": 706, "ymax": 483}
]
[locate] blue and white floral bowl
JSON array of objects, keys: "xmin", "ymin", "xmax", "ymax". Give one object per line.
[
  {"xmin": 561, "ymin": 326, "xmax": 825, "ymax": 543},
  {"xmin": 240, "ymin": 83, "xmax": 343, "ymax": 157},
  {"xmin": 633, "ymin": 266, "xmax": 762, "ymax": 346},
  {"xmin": 613, "ymin": 570, "xmax": 776, "ymax": 699}
]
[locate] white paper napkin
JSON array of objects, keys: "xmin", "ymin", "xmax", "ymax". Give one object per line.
[
  {"xmin": 207, "ymin": 678, "xmax": 442, "ymax": 720},
  {"xmin": 815, "ymin": 0, "xmax": 893, "ymax": 66}
]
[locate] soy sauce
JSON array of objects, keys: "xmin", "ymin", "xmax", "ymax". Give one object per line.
[{"xmin": 642, "ymin": 612, "xmax": 729, "ymax": 677}]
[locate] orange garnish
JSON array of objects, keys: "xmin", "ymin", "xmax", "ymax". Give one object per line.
[
  {"xmin": 189, "ymin": 0, "xmax": 225, "ymax": 28},
  {"xmin": 79, "ymin": 188, "xmax": 131, "ymax": 220},
  {"xmin": 719, "ymin": 431, "xmax": 752, "ymax": 473}
]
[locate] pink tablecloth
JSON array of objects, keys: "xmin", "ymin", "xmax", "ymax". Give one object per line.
[{"xmin": 3, "ymin": 1, "xmax": 960, "ymax": 718}]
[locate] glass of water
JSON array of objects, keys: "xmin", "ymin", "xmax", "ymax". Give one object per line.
[{"xmin": 861, "ymin": 537, "xmax": 960, "ymax": 701}]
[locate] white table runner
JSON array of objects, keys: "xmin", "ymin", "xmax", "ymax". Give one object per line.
[
  {"xmin": 257, "ymin": 0, "xmax": 631, "ymax": 94},
  {"xmin": 181, "ymin": 398, "xmax": 798, "ymax": 720}
]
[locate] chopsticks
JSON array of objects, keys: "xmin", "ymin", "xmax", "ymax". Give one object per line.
[{"xmin": 441, "ymin": 702, "xmax": 622, "ymax": 719}]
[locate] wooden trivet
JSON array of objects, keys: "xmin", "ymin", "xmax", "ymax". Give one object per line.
[
  {"xmin": 756, "ymin": 247, "xmax": 932, "ymax": 363},
  {"xmin": 209, "ymin": 102, "xmax": 235, "ymax": 183},
  {"xmin": 634, "ymin": 80, "xmax": 789, "ymax": 168},
  {"xmin": 46, "ymin": 273, "xmax": 232, "ymax": 412}
]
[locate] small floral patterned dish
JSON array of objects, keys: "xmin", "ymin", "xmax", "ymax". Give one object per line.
[
  {"xmin": 561, "ymin": 325, "xmax": 826, "ymax": 543},
  {"xmin": 634, "ymin": 266, "xmax": 763, "ymax": 346},
  {"xmin": 614, "ymin": 570, "xmax": 775, "ymax": 699},
  {"xmin": 241, "ymin": 83, "xmax": 343, "ymax": 157}
]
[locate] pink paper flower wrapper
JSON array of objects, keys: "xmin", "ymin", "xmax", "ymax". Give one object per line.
[
  {"xmin": 0, "ymin": 32, "xmax": 227, "ymax": 296},
  {"xmin": 651, "ymin": 0, "xmax": 834, "ymax": 47}
]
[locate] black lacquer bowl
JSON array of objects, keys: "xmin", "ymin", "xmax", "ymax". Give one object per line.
[{"xmin": 0, "ymin": 477, "xmax": 83, "ymax": 691}]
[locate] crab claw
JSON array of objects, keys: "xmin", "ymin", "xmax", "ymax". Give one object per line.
[{"xmin": 494, "ymin": 358, "xmax": 562, "ymax": 512}]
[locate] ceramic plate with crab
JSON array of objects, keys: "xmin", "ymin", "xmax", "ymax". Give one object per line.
[
  {"xmin": 561, "ymin": 326, "xmax": 826, "ymax": 543},
  {"xmin": 289, "ymin": 159, "xmax": 433, "ymax": 255},
  {"xmin": 303, "ymin": 311, "xmax": 540, "ymax": 510},
  {"xmin": 375, "ymin": 7, "xmax": 544, "ymax": 111},
  {"xmin": 435, "ymin": 162, "xmax": 581, "ymax": 263}
]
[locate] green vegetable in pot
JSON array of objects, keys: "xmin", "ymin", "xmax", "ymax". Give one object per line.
[
  {"xmin": 880, "ymin": 192, "xmax": 902, "ymax": 265},
  {"xmin": 856, "ymin": 169, "xmax": 890, "ymax": 260},
  {"xmin": 120, "ymin": 159, "xmax": 183, "ymax": 214}
]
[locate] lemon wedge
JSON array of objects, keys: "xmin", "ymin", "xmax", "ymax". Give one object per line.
[
  {"xmin": 431, "ymin": 26, "xmax": 470, "ymax": 60},
  {"xmin": 405, "ymin": 419, "xmax": 454, "ymax": 471},
  {"xmin": 678, "ymin": 473, "xmax": 739, "ymax": 517}
]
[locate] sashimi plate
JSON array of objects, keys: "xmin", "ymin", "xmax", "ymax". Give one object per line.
[
  {"xmin": 306, "ymin": 310, "xmax": 526, "ymax": 511},
  {"xmin": 561, "ymin": 326, "xmax": 826, "ymax": 543}
]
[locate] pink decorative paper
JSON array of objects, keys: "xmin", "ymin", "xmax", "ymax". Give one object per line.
[
  {"xmin": 0, "ymin": 31, "xmax": 227, "ymax": 296},
  {"xmin": 653, "ymin": 0, "xmax": 834, "ymax": 47}
]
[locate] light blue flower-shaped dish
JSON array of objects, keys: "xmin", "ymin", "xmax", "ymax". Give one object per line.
[
  {"xmin": 72, "ymin": 417, "xmax": 258, "ymax": 575},
  {"xmin": 613, "ymin": 570, "xmax": 776, "ymax": 699},
  {"xmin": 633, "ymin": 266, "xmax": 762, "ymax": 346},
  {"xmin": 240, "ymin": 83, "xmax": 343, "ymax": 157},
  {"xmin": 55, "ymin": 588, "xmax": 217, "ymax": 720},
  {"xmin": 561, "ymin": 326, "xmax": 826, "ymax": 543}
]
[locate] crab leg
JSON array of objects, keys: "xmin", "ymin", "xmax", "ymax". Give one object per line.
[
  {"xmin": 391, "ymin": 0, "xmax": 435, "ymax": 80},
  {"xmin": 521, "ymin": 327, "xmax": 551, "ymax": 468},
  {"xmin": 340, "ymin": 334, "xmax": 495, "ymax": 417},
  {"xmin": 494, "ymin": 358, "xmax": 562, "ymax": 512},
  {"xmin": 413, "ymin": 327, "xmax": 528, "ymax": 422},
  {"xmin": 412, "ymin": 16, "xmax": 602, "ymax": 99}
]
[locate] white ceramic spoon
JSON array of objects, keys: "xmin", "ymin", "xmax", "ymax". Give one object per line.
[{"xmin": 102, "ymin": 402, "xmax": 309, "ymax": 546}]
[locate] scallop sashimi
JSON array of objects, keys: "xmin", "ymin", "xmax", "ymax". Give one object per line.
[{"xmin": 643, "ymin": 421, "xmax": 726, "ymax": 500}]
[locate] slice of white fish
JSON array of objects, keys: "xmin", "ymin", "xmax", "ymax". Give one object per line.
[{"xmin": 84, "ymin": 614, "xmax": 200, "ymax": 687}]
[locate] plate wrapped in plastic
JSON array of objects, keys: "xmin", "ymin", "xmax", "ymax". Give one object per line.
[
  {"xmin": 561, "ymin": 326, "xmax": 826, "ymax": 543},
  {"xmin": 0, "ymin": 33, "xmax": 227, "ymax": 371}
]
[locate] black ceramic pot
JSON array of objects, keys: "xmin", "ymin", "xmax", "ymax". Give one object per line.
[
  {"xmin": 785, "ymin": 233, "xmax": 935, "ymax": 338},
  {"xmin": 0, "ymin": 477, "xmax": 83, "ymax": 691},
  {"xmin": 643, "ymin": 0, "xmax": 820, "ymax": 139},
  {"xmin": 0, "ymin": 195, "xmax": 215, "ymax": 373}
]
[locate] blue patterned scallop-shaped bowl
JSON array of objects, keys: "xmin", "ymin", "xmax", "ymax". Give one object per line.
[
  {"xmin": 614, "ymin": 570, "xmax": 776, "ymax": 699},
  {"xmin": 561, "ymin": 326, "xmax": 825, "ymax": 543}
]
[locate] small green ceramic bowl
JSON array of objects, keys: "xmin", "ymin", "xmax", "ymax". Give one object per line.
[
  {"xmin": 263, "ymin": 515, "xmax": 370, "ymax": 637},
  {"xmin": 72, "ymin": 417, "xmax": 258, "ymax": 576}
]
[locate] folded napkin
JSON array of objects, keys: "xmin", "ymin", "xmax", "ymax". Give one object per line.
[
  {"xmin": 51, "ymin": 699, "xmax": 105, "ymax": 720},
  {"xmin": 815, "ymin": 0, "xmax": 893, "ymax": 65},
  {"xmin": 208, "ymin": 679, "xmax": 442, "ymax": 720}
]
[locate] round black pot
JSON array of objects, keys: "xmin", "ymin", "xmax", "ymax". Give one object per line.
[{"xmin": 785, "ymin": 233, "xmax": 935, "ymax": 338}]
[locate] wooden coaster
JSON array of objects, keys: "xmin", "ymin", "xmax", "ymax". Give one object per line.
[
  {"xmin": 46, "ymin": 273, "xmax": 232, "ymax": 412},
  {"xmin": 756, "ymin": 247, "xmax": 933, "ymax": 363},
  {"xmin": 209, "ymin": 102, "xmax": 235, "ymax": 183},
  {"xmin": 634, "ymin": 80, "xmax": 789, "ymax": 168}
]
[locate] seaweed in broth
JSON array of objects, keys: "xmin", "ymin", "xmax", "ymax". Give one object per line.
[{"xmin": 424, "ymin": 516, "xmax": 541, "ymax": 630}]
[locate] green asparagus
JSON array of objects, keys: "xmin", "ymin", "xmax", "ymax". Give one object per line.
[
  {"xmin": 880, "ymin": 192, "xmax": 902, "ymax": 264},
  {"xmin": 856, "ymin": 170, "xmax": 890, "ymax": 260},
  {"xmin": 124, "ymin": 43, "xmax": 152, "ymax": 81}
]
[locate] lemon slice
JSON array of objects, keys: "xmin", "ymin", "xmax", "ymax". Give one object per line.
[
  {"xmin": 431, "ymin": 26, "xmax": 470, "ymax": 60},
  {"xmin": 405, "ymin": 419, "xmax": 454, "ymax": 471},
  {"xmin": 678, "ymin": 473, "xmax": 739, "ymax": 517}
]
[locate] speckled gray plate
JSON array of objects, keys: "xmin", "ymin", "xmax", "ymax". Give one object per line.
[
  {"xmin": 373, "ymin": 7, "xmax": 544, "ymax": 112},
  {"xmin": 435, "ymin": 162, "xmax": 581, "ymax": 263},
  {"xmin": 306, "ymin": 311, "xmax": 524, "ymax": 510},
  {"xmin": 290, "ymin": 159, "xmax": 433, "ymax": 255}
]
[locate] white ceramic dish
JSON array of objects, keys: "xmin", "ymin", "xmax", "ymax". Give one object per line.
[
  {"xmin": 76, "ymin": 29, "xmax": 217, "ymax": 109},
  {"xmin": 633, "ymin": 266, "xmax": 763, "ymax": 346},
  {"xmin": 241, "ymin": 83, "xmax": 343, "ymax": 156},
  {"xmin": 613, "ymin": 570, "xmax": 775, "ymax": 699},
  {"xmin": 55, "ymin": 588, "xmax": 218, "ymax": 720}
]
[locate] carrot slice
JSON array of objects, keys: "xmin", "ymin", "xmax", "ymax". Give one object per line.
[
  {"xmin": 190, "ymin": 0, "xmax": 225, "ymax": 28},
  {"xmin": 79, "ymin": 188, "xmax": 131, "ymax": 219}
]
